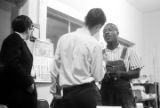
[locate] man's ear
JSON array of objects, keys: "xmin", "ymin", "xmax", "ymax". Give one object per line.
[
  {"xmin": 93, "ymin": 24, "xmax": 102, "ymax": 35},
  {"xmin": 90, "ymin": 24, "xmax": 102, "ymax": 36},
  {"xmin": 95, "ymin": 24, "xmax": 102, "ymax": 31},
  {"xmin": 25, "ymin": 28, "xmax": 30, "ymax": 34},
  {"xmin": 117, "ymin": 31, "xmax": 119, "ymax": 35}
]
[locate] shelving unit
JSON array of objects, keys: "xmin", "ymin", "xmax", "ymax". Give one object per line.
[{"xmin": 133, "ymin": 82, "xmax": 159, "ymax": 108}]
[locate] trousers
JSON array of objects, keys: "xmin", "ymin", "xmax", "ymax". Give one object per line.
[
  {"xmin": 52, "ymin": 81, "xmax": 101, "ymax": 108},
  {"xmin": 100, "ymin": 79, "xmax": 135, "ymax": 108}
]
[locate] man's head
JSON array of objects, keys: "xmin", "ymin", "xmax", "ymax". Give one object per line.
[
  {"xmin": 103, "ymin": 23, "xmax": 119, "ymax": 43},
  {"xmin": 12, "ymin": 15, "xmax": 34, "ymax": 40},
  {"xmin": 85, "ymin": 8, "xmax": 106, "ymax": 36}
]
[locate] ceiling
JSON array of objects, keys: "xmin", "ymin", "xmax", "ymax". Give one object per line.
[
  {"xmin": 126, "ymin": 0, "xmax": 160, "ymax": 13},
  {"xmin": 3, "ymin": 0, "xmax": 160, "ymax": 13}
]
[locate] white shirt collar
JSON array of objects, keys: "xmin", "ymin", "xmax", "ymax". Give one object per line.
[
  {"xmin": 76, "ymin": 27, "xmax": 91, "ymax": 36},
  {"xmin": 15, "ymin": 32, "xmax": 26, "ymax": 40},
  {"xmin": 106, "ymin": 43, "xmax": 122, "ymax": 52}
]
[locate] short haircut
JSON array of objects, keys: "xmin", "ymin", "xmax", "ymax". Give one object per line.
[
  {"xmin": 12, "ymin": 15, "xmax": 33, "ymax": 33},
  {"xmin": 85, "ymin": 8, "xmax": 106, "ymax": 29},
  {"xmin": 103, "ymin": 23, "xmax": 119, "ymax": 34}
]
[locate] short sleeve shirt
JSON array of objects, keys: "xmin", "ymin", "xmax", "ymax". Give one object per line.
[{"xmin": 103, "ymin": 44, "xmax": 144, "ymax": 72}]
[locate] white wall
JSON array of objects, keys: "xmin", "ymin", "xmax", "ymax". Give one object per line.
[
  {"xmin": 0, "ymin": 0, "xmax": 12, "ymax": 50},
  {"xmin": 143, "ymin": 11, "xmax": 160, "ymax": 82}
]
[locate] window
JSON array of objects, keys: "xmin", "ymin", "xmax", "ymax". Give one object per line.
[
  {"xmin": 70, "ymin": 22, "xmax": 81, "ymax": 32},
  {"xmin": 46, "ymin": 7, "xmax": 83, "ymax": 53}
]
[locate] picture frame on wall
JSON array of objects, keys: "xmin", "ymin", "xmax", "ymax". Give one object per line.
[{"xmin": 31, "ymin": 40, "xmax": 54, "ymax": 83}]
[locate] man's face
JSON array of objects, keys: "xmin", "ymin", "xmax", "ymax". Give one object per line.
[
  {"xmin": 26, "ymin": 25, "xmax": 34, "ymax": 40},
  {"xmin": 103, "ymin": 25, "xmax": 118, "ymax": 43}
]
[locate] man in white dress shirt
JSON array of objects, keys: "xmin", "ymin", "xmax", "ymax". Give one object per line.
[
  {"xmin": 100, "ymin": 23, "xmax": 144, "ymax": 108},
  {"xmin": 50, "ymin": 8, "xmax": 106, "ymax": 108}
]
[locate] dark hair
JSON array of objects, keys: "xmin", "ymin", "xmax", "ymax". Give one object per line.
[
  {"xmin": 85, "ymin": 8, "xmax": 106, "ymax": 29},
  {"xmin": 12, "ymin": 15, "xmax": 33, "ymax": 33},
  {"xmin": 103, "ymin": 23, "xmax": 119, "ymax": 34}
]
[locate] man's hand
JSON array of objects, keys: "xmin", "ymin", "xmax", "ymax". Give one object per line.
[
  {"xmin": 53, "ymin": 93, "xmax": 63, "ymax": 99},
  {"xmin": 106, "ymin": 65, "xmax": 116, "ymax": 73},
  {"xmin": 110, "ymin": 70, "xmax": 127, "ymax": 79},
  {"xmin": 27, "ymin": 84, "xmax": 34, "ymax": 93},
  {"xmin": 107, "ymin": 70, "xmax": 125, "ymax": 80}
]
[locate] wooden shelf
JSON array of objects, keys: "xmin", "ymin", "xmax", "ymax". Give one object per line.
[
  {"xmin": 133, "ymin": 83, "xmax": 154, "ymax": 86},
  {"xmin": 138, "ymin": 98, "xmax": 156, "ymax": 102}
]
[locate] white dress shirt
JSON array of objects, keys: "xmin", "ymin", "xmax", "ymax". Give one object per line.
[{"xmin": 51, "ymin": 27, "xmax": 105, "ymax": 88}]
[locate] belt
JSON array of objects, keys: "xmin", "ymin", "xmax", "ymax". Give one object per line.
[
  {"xmin": 63, "ymin": 81, "xmax": 95, "ymax": 95},
  {"xmin": 62, "ymin": 81, "xmax": 95, "ymax": 89}
]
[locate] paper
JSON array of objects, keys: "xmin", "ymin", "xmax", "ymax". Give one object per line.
[{"xmin": 31, "ymin": 40, "xmax": 54, "ymax": 83}]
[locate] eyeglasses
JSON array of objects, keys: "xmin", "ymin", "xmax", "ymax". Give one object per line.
[
  {"xmin": 103, "ymin": 30, "xmax": 115, "ymax": 35},
  {"xmin": 29, "ymin": 25, "xmax": 35, "ymax": 31}
]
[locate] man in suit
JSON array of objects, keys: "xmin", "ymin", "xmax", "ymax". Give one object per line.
[{"xmin": 0, "ymin": 15, "xmax": 37, "ymax": 108}]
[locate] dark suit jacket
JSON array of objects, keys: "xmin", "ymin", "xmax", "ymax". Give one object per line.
[{"xmin": 0, "ymin": 33, "xmax": 37, "ymax": 108}]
